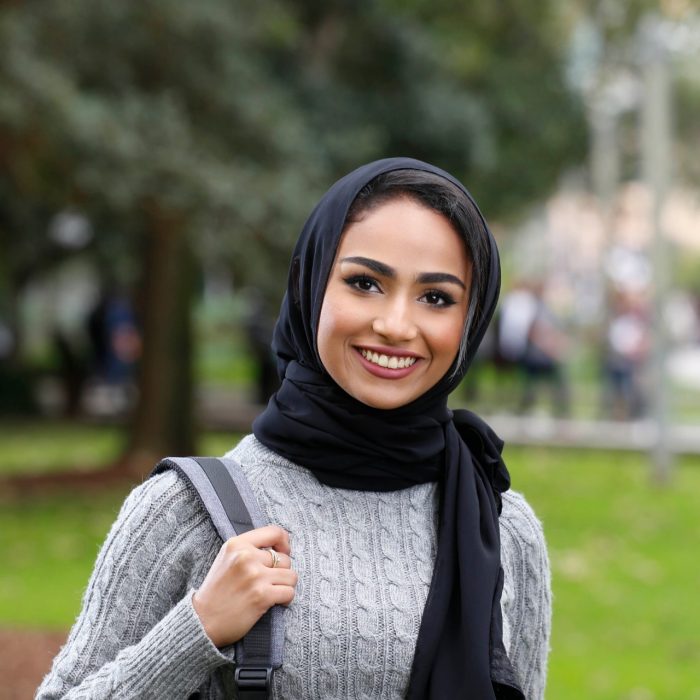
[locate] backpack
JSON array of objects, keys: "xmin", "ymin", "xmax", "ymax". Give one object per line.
[{"xmin": 152, "ymin": 456, "xmax": 284, "ymax": 700}]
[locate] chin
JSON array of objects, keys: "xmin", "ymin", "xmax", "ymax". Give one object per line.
[{"xmin": 352, "ymin": 389, "xmax": 416, "ymax": 411}]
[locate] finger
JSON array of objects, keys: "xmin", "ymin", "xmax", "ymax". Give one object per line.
[
  {"xmin": 257, "ymin": 547, "xmax": 292, "ymax": 570},
  {"xmin": 266, "ymin": 568, "xmax": 298, "ymax": 587},
  {"xmin": 231, "ymin": 525, "xmax": 291, "ymax": 555},
  {"xmin": 269, "ymin": 584, "xmax": 296, "ymax": 607}
]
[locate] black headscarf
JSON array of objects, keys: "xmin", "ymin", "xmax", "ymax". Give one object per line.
[{"xmin": 253, "ymin": 157, "xmax": 524, "ymax": 699}]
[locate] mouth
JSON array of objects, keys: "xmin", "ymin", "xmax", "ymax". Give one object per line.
[
  {"xmin": 359, "ymin": 348, "xmax": 418, "ymax": 369},
  {"xmin": 354, "ymin": 346, "xmax": 422, "ymax": 380}
]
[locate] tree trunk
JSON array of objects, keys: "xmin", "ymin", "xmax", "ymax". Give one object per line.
[{"xmin": 124, "ymin": 203, "xmax": 196, "ymax": 475}]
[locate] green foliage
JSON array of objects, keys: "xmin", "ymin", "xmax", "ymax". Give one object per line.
[
  {"xmin": 0, "ymin": 1, "xmax": 324, "ymax": 302},
  {"xmin": 677, "ymin": 60, "xmax": 700, "ymax": 188},
  {"xmin": 0, "ymin": 0, "xmax": 587, "ymax": 305},
  {"xmin": 0, "ymin": 0, "xmax": 589, "ymax": 453},
  {"xmin": 566, "ymin": 0, "xmax": 700, "ymax": 191},
  {"xmin": 674, "ymin": 248, "xmax": 700, "ymax": 297}
]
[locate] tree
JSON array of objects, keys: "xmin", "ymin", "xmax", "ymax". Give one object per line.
[
  {"xmin": 1, "ymin": 1, "xmax": 327, "ymax": 467},
  {"xmin": 1, "ymin": 0, "xmax": 587, "ymax": 472}
]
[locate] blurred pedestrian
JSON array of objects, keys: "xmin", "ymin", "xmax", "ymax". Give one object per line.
[
  {"xmin": 87, "ymin": 287, "xmax": 141, "ymax": 386},
  {"xmin": 85, "ymin": 286, "xmax": 141, "ymax": 414},
  {"xmin": 601, "ymin": 290, "xmax": 650, "ymax": 420},
  {"xmin": 499, "ymin": 281, "xmax": 569, "ymax": 416},
  {"xmin": 51, "ymin": 329, "xmax": 85, "ymax": 416},
  {"xmin": 497, "ymin": 281, "xmax": 538, "ymax": 367}
]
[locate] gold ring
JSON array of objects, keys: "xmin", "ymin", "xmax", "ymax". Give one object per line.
[{"xmin": 265, "ymin": 547, "xmax": 280, "ymax": 568}]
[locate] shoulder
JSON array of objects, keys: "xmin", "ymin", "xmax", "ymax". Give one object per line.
[
  {"xmin": 118, "ymin": 468, "xmax": 204, "ymax": 531},
  {"xmin": 499, "ymin": 491, "xmax": 551, "ymax": 698},
  {"xmin": 500, "ymin": 490, "xmax": 547, "ymax": 553},
  {"xmin": 36, "ymin": 470, "xmax": 224, "ymax": 698},
  {"xmin": 499, "ymin": 490, "xmax": 549, "ymax": 585},
  {"xmin": 499, "ymin": 490, "xmax": 551, "ymax": 621},
  {"xmin": 225, "ymin": 433, "xmax": 288, "ymax": 469},
  {"xmin": 100, "ymin": 468, "xmax": 219, "ymax": 581},
  {"xmin": 499, "ymin": 490, "xmax": 551, "ymax": 648},
  {"xmin": 224, "ymin": 434, "xmax": 317, "ymax": 488},
  {"xmin": 82, "ymin": 468, "xmax": 221, "ymax": 622}
]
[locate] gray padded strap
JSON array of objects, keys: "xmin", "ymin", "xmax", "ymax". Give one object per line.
[
  {"xmin": 205, "ymin": 458, "xmax": 285, "ymax": 671},
  {"xmin": 154, "ymin": 456, "xmax": 238, "ymax": 542},
  {"xmin": 152, "ymin": 456, "xmax": 285, "ymax": 669}
]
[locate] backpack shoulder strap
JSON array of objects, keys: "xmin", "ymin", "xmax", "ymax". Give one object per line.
[{"xmin": 152, "ymin": 456, "xmax": 284, "ymax": 698}]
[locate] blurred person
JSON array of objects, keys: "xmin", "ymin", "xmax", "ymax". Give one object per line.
[
  {"xmin": 38, "ymin": 159, "xmax": 550, "ymax": 700},
  {"xmin": 601, "ymin": 289, "xmax": 650, "ymax": 420},
  {"xmin": 518, "ymin": 280, "xmax": 570, "ymax": 416},
  {"xmin": 85, "ymin": 286, "xmax": 142, "ymax": 414},
  {"xmin": 499, "ymin": 281, "xmax": 569, "ymax": 416},
  {"xmin": 497, "ymin": 281, "xmax": 538, "ymax": 367},
  {"xmin": 50, "ymin": 328, "xmax": 86, "ymax": 416},
  {"xmin": 87, "ymin": 287, "xmax": 141, "ymax": 385}
]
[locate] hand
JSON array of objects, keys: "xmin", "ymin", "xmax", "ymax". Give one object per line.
[{"xmin": 192, "ymin": 525, "xmax": 297, "ymax": 648}]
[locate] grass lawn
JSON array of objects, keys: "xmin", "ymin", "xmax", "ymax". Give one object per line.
[
  {"xmin": 0, "ymin": 486, "xmax": 132, "ymax": 629},
  {"xmin": 0, "ymin": 421, "xmax": 238, "ymax": 476},
  {"xmin": 505, "ymin": 447, "xmax": 700, "ymax": 700},
  {"xmin": 0, "ymin": 420, "xmax": 126, "ymax": 475},
  {"xmin": 1, "ymin": 424, "xmax": 698, "ymax": 699}
]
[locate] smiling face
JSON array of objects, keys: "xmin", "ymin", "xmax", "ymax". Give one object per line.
[{"xmin": 317, "ymin": 197, "xmax": 472, "ymax": 410}]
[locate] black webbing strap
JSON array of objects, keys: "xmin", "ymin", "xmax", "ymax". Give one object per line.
[{"xmin": 194, "ymin": 457, "xmax": 255, "ymax": 535}]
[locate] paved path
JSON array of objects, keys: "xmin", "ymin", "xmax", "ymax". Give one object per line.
[
  {"xmin": 197, "ymin": 388, "xmax": 700, "ymax": 455},
  {"xmin": 485, "ymin": 414, "xmax": 700, "ymax": 454},
  {"xmin": 0, "ymin": 629, "xmax": 64, "ymax": 699}
]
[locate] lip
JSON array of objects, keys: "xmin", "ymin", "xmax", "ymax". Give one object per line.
[{"xmin": 353, "ymin": 346, "xmax": 423, "ymax": 380}]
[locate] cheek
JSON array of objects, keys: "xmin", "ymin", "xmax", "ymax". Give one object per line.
[
  {"xmin": 316, "ymin": 297, "xmax": 347, "ymax": 368},
  {"xmin": 318, "ymin": 291, "xmax": 362, "ymax": 341},
  {"xmin": 429, "ymin": 315, "xmax": 465, "ymax": 366},
  {"xmin": 316, "ymin": 305, "xmax": 333, "ymax": 369}
]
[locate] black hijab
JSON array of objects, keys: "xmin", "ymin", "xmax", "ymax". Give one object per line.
[{"xmin": 253, "ymin": 157, "xmax": 524, "ymax": 699}]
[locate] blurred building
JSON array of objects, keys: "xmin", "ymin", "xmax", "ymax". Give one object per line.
[
  {"xmin": 505, "ymin": 180, "xmax": 700, "ymax": 326},
  {"xmin": 499, "ymin": 179, "xmax": 700, "ymax": 420}
]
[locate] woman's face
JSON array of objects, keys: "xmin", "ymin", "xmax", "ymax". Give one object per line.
[{"xmin": 317, "ymin": 197, "xmax": 472, "ymax": 410}]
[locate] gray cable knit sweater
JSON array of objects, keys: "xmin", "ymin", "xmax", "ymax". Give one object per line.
[{"xmin": 37, "ymin": 435, "xmax": 551, "ymax": 699}]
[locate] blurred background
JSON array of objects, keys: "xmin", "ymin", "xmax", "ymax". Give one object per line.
[{"xmin": 1, "ymin": 0, "xmax": 699, "ymax": 698}]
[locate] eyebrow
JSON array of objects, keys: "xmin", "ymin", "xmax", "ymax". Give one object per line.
[{"xmin": 339, "ymin": 256, "xmax": 467, "ymax": 290}]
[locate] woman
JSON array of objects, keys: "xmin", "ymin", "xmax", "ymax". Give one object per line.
[{"xmin": 38, "ymin": 158, "xmax": 550, "ymax": 699}]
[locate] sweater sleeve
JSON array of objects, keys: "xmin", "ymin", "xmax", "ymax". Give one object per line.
[
  {"xmin": 35, "ymin": 471, "xmax": 231, "ymax": 700},
  {"xmin": 499, "ymin": 491, "xmax": 552, "ymax": 700}
]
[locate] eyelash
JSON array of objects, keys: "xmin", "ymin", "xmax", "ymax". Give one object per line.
[
  {"xmin": 342, "ymin": 275, "xmax": 457, "ymax": 307},
  {"xmin": 344, "ymin": 274, "xmax": 380, "ymax": 293},
  {"xmin": 421, "ymin": 289, "xmax": 457, "ymax": 307}
]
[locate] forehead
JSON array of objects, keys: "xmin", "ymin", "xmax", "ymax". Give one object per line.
[{"xmin": 335, "ymin": 198, "xmax": 470, "ymax": 275}]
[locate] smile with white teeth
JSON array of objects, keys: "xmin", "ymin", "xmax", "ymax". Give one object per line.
[{"xmin": 359, "ymin": 348, "xmax": 417, "ymax": 369}]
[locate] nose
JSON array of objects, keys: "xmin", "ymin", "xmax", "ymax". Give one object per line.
[{"xmin": 372, "ymin": 298, "xmax": 418, "ymax": 342}]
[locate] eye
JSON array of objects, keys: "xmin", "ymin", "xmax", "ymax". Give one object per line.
[
  {"xmin": 344, "ymin": 275, "xmax": 381, "ymax": 293},
  {"xmin": 420, "ymin": 289, "xmax": 456, "ymax": 307}
]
